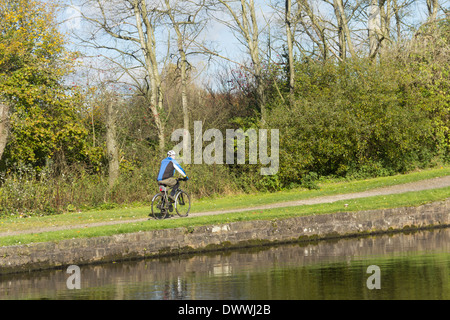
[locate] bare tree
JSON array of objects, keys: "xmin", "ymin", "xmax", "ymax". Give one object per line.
[
  {"xmin": 267, "ymin": 0, "xmax": 296, "ymax": 100},
  {"xmin": 291, "ymin": 0, "xmax": 432, "ymax": 61},
  {"xmin": 289, "ymin": 0, "xmax": 358, "ymax": 61},
  {"xmin": 72, "ymin": 0, "xmax": 167, "ymax": 152},
  {"xmin": 285, "ymin": 0, "xmax": 295, "ymax": 101},
  {"xmin": 163, "ymin": 0, "xmax": 206, "ymax": 161},
  {"xmin": 369, "ymin": 0, "xmax": 382, "ymax": 58},
  {"xmin": 212, "ymin": 0, "xmax": 268, "ymax": 123},
  {"xmin": 296, "ymin": 0, "xmax": 329, "ymax": 60},
  {"xmin": 427, "ymin": 0, "xmax": 439, "ymax": 22},
  {"xmin": 331, "ymin": 0, "xmax": 356, "ymax": 58},
  {"xmin": 131, "ymin": 0, "xmax": 166, "ymax": 152}
]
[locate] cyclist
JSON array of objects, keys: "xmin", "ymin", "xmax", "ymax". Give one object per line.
[{"xmin": 157, "ymin": 150, "xmax": 189, "ymax": 202}]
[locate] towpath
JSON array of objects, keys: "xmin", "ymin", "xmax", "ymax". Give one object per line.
[{"xmin": 1, "ymin": 175, "xmax": 449, "ymax": 238}]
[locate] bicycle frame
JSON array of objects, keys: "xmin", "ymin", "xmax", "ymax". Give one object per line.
[
  {"xmin": 159, "ymin": 178, "xmax": 185, "ymax": 197},
  {"xmin": 156, "ymin": 183, "xmax": 179, "ymax": 210},
  {"xmin": 152, "ymin": 178, "xmax": 190, "ymax": 219}
]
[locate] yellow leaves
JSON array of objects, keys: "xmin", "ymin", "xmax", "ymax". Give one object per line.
[
  {"xmin": 1, "ymin": 0, "xmax": 65, "ymax": 60},
  {"xmin": 1, "ymin": 0, "xmax": 73, "ymax": 95}
]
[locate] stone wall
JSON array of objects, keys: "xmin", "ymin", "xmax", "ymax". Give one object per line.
[{"xmin": 1, "ymin": 199, "xmax": 449, "ymax": 275}]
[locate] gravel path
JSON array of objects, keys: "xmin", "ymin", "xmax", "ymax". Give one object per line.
[{"xmin": 1, "ymin": 175, "xmax": 449, "ymax": 238}]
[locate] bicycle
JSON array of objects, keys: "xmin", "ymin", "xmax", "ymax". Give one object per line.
[{"xmin": 151, "ymin": 177, "xmax": 191, "ymax": 220}]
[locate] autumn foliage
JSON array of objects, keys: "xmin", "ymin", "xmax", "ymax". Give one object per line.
[{"xmin": 0, "ymin": 0, "xmax": 100, "ymax": 170}]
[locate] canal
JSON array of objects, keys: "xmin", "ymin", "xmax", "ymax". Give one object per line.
[{"xmin": 1, "ymin": 228, "xmax": 449, "ymax": 300}]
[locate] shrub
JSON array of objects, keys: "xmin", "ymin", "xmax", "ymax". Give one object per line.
[{"xmin": 267, "ymin": 57, "xmax": 439, "ymax": 185}]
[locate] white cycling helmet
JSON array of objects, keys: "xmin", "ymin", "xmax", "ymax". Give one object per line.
[{"xmin": 167, "ymin": 150, "xmax": 176, "ymax": 157}]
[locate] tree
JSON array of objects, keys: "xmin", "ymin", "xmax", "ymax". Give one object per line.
[
  {"xmin": 0, "ymin": 0, "xmax": 66, "ymax": 162},
  {"xmin": 368, "ymin": 0, "xmax": 382, "ymax": 58},
  {"xmin": 0, "ymin": 0, "xmax": 92, "ymax": 169},
  {"xmin": 427, "ymin": 0, "xmax": 439, "ymax": 22},
  {"xmin": 163, "ymin": 0, "xmax": 206, "ymax": 162},
  {"xmin": 331, "ymin": 0, "xmax": 356, "ymax": 58},
  {"xmin": 212, "ymin": 0, "xmax": 268, "ymax": 123},
  {"xmin": 295, "ymin": 0, "xmax": 329, "ymax": 60},
  {"xmin": 0, "ymin": 101, "xmax": 8, "ymax": 161},
  {"xmin": 104, "ymin": 92, "xmax": 120, "ymax": 189},
  {"xmin": 284, "ymin": 0, "xmax": 358, "ymax": 61},
  {"xmin": 285, "ymin": 0, "xmax": 295, "ymax": 100},
  {"xmin": 73, "ymin": 0, "xmax": 167, "ymax": 152}
]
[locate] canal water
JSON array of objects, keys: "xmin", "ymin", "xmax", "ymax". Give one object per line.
[{"xmin": 1, "ymin": 228, "xmax": 449, "ymax": 300}]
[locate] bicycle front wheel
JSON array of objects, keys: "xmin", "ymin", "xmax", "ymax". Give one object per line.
[
  {"xmin": 175, "ymin": 190, "xmax": 191, "ymax": 217},
  {"xmin": 151, "ymin": 193, "xmax": 167, "ymax": 220}
]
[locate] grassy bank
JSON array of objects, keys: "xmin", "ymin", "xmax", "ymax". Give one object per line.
[
  {"xmin": 193, "ymin": 165, "xmax": 450, "ymax": 212},
  {"xmin": 0, "ymin": 165, "xmax": 449, "ymax": 247}
]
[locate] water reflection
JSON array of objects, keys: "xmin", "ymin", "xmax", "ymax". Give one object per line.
[{"xmin": 1, "ymin": 228, "xmax": 449, "ymax": 300}]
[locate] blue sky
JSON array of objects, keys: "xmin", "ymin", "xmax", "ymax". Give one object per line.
[
  {"xmin": 56, "ymin": 0, "xmax": 449, "ymax": 90},
  {"xmin": 58, "ymin": 0, "xmax": 266, "ymax": 89}
]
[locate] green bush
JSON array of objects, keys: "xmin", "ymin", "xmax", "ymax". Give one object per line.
[
  {"xmin": 301, "ymin": 172, "xmax": 320, "ymax": 190},
  {"xmin": 267, "ymin": 57, "xmax": 440, "ymax": 185}
]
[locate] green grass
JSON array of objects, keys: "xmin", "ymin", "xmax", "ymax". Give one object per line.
[
  {"xmin": 0, "ymin": 165, "xmax": 449, "ymax": 247},
  {"xmin": 191, "ymin": 165, "xmax": 450, "ymax": 212},
  {"xmin": 0, "ymin": 186, "xmax": 449, "ymax": 247}
]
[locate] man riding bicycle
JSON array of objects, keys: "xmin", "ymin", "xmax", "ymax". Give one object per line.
[{"xmin": 157, "ymin": 150, "xmax": 189, "ymax": 201}]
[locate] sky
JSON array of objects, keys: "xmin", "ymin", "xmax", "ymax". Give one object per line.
[
  {"xmin": 56, "ymin": 0, "xmax": 449, "ymax": 91},
  {"xmin": 57, "ymin": 0, "xmax": 282, "ymax": 90}
]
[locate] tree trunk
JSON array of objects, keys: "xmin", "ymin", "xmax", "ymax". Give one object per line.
[
  {"xmin": 369, "ymin": 0, "xmax": 381, "ymax": 59},
  {"xmin": 392, "ymin": 0, "xmax": 402, "ymax": 42},
  {"xmin": 245, "ymin": 0, "xmax": 266, "ymax": 123},
  {"xmin": 333, "ymin": 0, "xmax": 356, "ymax": 58},
  {"xmin": 218, "ymin": 0, "xmax": 266, "ymax": 123},
  {"xmin": 76, "ymin": 0, "xmax": 168, "ymax": 153},
  {"xmin": 181, "ymin": 60, "xmax": 190, "ymax": 162},
  {"xmin": 180, "ymin": 55, "xmax": 191, "ymax": 163},
  {"xmin": 298, "ymin": 0, "xmax": 328, "ymax": 61},
  {"xmin": 285, "ymin": 0, "xmax": 295, "ymax": 103},
  {"xmin": 427, "ymin": 0, "xmax": 439, "ymax": 22},
  {"xmin": 332, "ymin": 0, "xmax": 346, "ymax": 59},
  {"xmin": 165, "ymin": 0, "xmax": 190, "ymax": 162},
  {"xmin": 379, "ymin": 0, "xmax": 391, "ymax": 53},
  {"xmin": 0, "ymin": 102, "xmax": 9, "ymax": 161},
  {"xmin": 133, "ymin": 0, "xmax": 166, "ymax": 153},
  {"xmin": 106, "ymin": 99, "xmax": 119, "ymax": 190}
]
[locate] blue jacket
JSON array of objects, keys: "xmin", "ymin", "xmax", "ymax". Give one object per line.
[{"xmin": 157, "ymin": 157, "xmax": 187, "ymax": 181}]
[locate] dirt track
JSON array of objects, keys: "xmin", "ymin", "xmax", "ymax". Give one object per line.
[{"xmin": 1, "ymin": 175, "xmax": 449, "ymax": 238}]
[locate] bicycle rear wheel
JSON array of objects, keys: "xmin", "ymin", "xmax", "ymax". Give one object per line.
[
  {"xmin": 175, "ymin": 190, "xmax": 191, "ymax": 217},
  {"xmin": 151, "ymin": 193, "xmax": 167, "ymax": 220}
]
